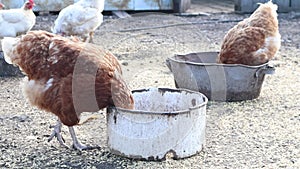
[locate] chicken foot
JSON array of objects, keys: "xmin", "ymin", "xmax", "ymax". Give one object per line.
[
  {"xmin": 48, "ymin": 119, "xmax": 100, "ymax": 151},
  {"xmin": 48, "ymin": 119, "xmax": 69, "ymax": 149},
  {"xmin": 68, "ymin": 126, "xmax": 100, "ymax": 151}
]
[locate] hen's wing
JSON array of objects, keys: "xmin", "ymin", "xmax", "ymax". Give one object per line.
[
  {"xmin": 55, "ymin": 5, "xmax": 99, "ymax": 29},
  {"xmin": 0, "ymin": 9, "xmax": 24, "ymax": 23},
  {"xmin": 69, "ymin": 7, "xmax": 99, "ymax": 26}
]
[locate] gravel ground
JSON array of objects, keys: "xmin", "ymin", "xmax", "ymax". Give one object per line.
[{"xmin": 0, "ymin": 10, "xmax": 300, "ymax": 168}]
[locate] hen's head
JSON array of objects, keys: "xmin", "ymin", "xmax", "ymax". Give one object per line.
[{"xmin": 24, "ymin": 0, "xmax": 35, "ymax": 10}]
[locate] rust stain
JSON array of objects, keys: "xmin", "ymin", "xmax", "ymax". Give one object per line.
[{"xmin": 109, "ymin": 0, "xmax": 131, "ymax": 9}]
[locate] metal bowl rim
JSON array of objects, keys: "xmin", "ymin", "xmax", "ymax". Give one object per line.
[
  {"xmin": 168, "ymin": 52, "xmax": 269, "ymax": 69},
  {"xmin": 109, "ymin": 87, "xmax": 208, "ymax": 115}
]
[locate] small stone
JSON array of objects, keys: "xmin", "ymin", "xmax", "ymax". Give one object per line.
[
  {"xmin": 122, "ymin": 62, "xmax": 129, "ymax": 66},
  {"xmin": 11, "ymin": 114, "xmax": 30, "ymax": 122}
]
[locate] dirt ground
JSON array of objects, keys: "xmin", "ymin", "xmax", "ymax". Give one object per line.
[{"xmin": 1, "ymin": 2, "xmax": 300, "ymax": 169}]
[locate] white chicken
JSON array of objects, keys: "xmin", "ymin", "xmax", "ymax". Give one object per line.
[
  {"xmin": 0, "ymin": 0, "xmax": 36, "ymax": 37},
  {"xmin": 52, "ymin": 0, "xmax": 105, "ymax": 43}
]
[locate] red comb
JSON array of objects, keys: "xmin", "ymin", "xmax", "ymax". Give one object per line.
[{"xmin": 29, "ymin": 0, "xmax": 34, "ymax": 3}]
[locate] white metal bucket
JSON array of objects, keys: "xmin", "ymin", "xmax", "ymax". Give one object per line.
[{"xmin": 106, "ymin": 88, "xmax": 207, "ymax": 160}]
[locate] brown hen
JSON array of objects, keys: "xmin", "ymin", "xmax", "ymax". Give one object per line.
[
  {"xmin": 217, "ymin": 0, "xmax": 281, "ymax": 66},
  {"xmin": 2, "ymin": 30, "xmax": 134, "ymax": 150}
]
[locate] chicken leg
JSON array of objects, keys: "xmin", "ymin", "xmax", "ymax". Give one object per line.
[
  {"xmin": 89, "ymin": 32, "xmax": 94, "ymax": 43},
  {"xmin": 48, "ymin": 119, "xmax": 69, "ymax": 149},
  {"xmin": 48, "ymin": 119, "xmax": 100, "ymax": 151},
  {"xmin": 68, "ymin": 126, "xmax": 95, "ymax": 151},
  {"xmin": 83, "ymin": 32, "xmax": 94, "ymax": 43}
]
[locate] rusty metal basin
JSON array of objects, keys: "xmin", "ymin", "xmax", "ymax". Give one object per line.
[
  {"xmin": 106, "ymin": 88, "xmax": 207, "ymax": 160},
  {"xmin": 166, "ymin": 52, "xmax": 275, "ymax": 101}
]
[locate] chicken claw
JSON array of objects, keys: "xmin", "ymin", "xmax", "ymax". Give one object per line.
[
  {"xmin": 68, "ymin": 126, "xmax": 100, "ymax": 151},
  {"xmin": 48, "ymin": 120, "xmax": 100, "ymax": 150},
  {"xmin": 48, "ymin": 120, "xmax": 69, "ymax": 149}
]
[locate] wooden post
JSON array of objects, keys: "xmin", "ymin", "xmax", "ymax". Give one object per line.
[
  {"xmin": 173, "ymin": 0, "xmax": 191, "ymax": 13},
  {"xmin": 234, "ymin": 0, "xmax": 253, "ymax": 13},
  {"xmin": 292, "ymin": 0, "xmax": 300, "ymax": 10}
]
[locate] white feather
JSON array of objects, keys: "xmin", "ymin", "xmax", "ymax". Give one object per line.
[
  {"xmin": 44, "ymin": 78, "xmax": 54, "ymax": 91},
  {"xmin": 1, "ymin": 37, "xmax": 21, "ymax": 64},
  {"xmin": 254, "ymin": 33, "xmax": 281, "ymax": 56}
]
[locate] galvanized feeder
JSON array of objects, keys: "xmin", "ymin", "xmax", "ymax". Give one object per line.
[
  {"xmin": 166, "ymin": 52, "xmax": 275, "ymax": 102},
  {"xmin": 106, "ymin": 88, "xmax": 207, "ymax": 160}
]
